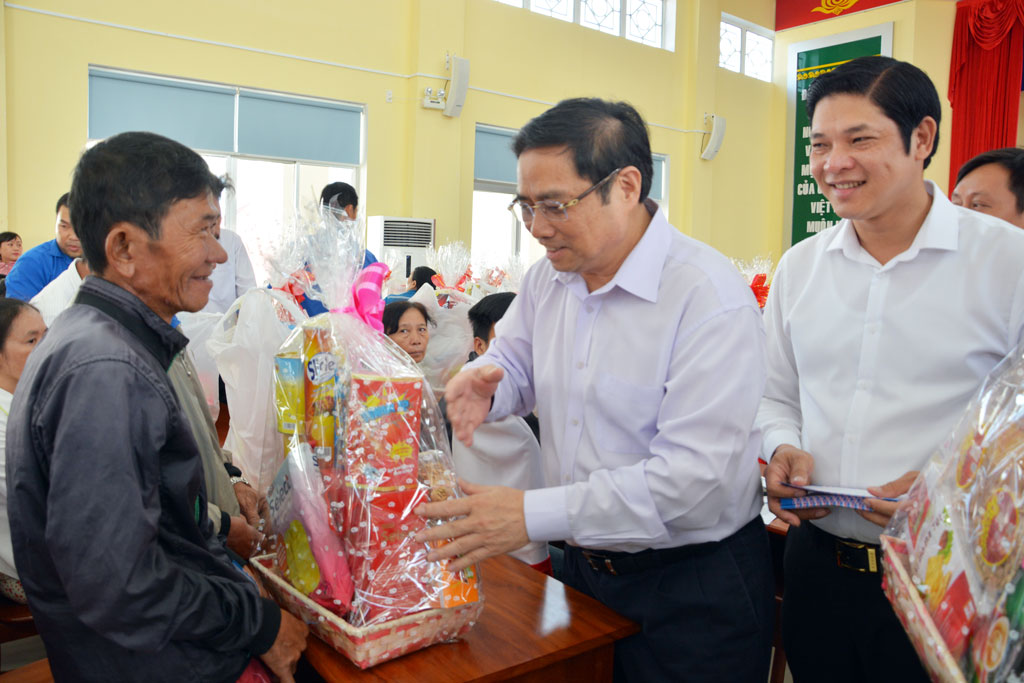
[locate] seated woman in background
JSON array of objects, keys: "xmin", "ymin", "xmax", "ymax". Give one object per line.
[
  {"xmin": 0, "ymin": 299, "xmax": 46, "ymax": 602},
  {"xmin": 383, "ymin": 300, "xmax": 432, "ymax": 364},
  {"xmin": 385, "ymin": 265, "xmax": 437, "ymax": 304},
  {"xmin": 0, "ymin": 232, "xmax": 23, "ymax": 276}
]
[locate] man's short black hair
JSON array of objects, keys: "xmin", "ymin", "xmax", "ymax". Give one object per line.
[
  {"xmin": 320, "ymin": 182, "xmax": 358, "ymax": 210},
  {"xmin": 69, "ymin": 132, "xmax": 228, "ymax": 274},
  {"xmin": 956, "ymin": 147, "xmax": 1024, "ymax": 213},
  {"xmin": 468, "ymin": 292, "xmax": 516, "ymax": 342},
  {"xmin": 410, "ymin": 266, "xmax": 436, "ymax": 290},
  {"xmin": 806, "ymin": 56, "xmax": 942, "ymax": 169},
  {"xmin": 55, "ymin": 192, "xmax": 70, "ymax": 215},
  {"xmin": 513, "ymin": 98, "xmax": 653, "ymax": 202}
]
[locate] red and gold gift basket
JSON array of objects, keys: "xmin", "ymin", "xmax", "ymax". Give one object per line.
[
  {"xmin": 883, "ymin": 348, "xmax": 1024, "ymax": 682},
  {"xmin": 257, "ymin": 205, "xmax": 483, "ymax": 669},
  {"xmin": 731, "ymin": 256, "xmax": 774, "ymax": 309}
]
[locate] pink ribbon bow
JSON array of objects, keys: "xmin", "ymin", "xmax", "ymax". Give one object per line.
[{"xmin": 333, "ymin": 262, "xmax": 390, "ymax": 332}]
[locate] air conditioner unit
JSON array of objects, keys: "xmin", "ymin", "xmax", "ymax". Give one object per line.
[{"xmin": 366, "ymin": 216, "xmax": 436, "ymax": 285}]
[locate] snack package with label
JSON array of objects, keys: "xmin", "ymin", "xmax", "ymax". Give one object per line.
[
  {"xmin": 885, "ymin": 348, "xmax": 1024, "ymax": 679},
  {"xmin": 267, "ymin": 437, "xmax": 353, "ymax": 615},
  {"xmin": 267, "ymin": 201, "xmax": 482, "ymax": 632}
]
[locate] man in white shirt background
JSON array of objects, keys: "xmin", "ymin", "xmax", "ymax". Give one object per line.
[
  {"xmin": 451, "ymin": 292, "xmax": 549, "ymax": 572},
  {"xmin": 759, "ymin": 57, "xmax": 1024, "ymax": 682},
  {"xmin": 951, "ymin": 147, "xmax": 1024, "ymax": 229},
  {"xmin": 417, "ymin": 98, "xmax": 774, "ymax": 682},
  {"xmin": 202, "ymin": 226, "xmax": 256, "ymax": 314}
]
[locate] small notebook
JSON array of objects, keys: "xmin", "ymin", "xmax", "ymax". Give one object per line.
[
  {"xmin": 779, "ymin": 494, "xmax": 874, "ymax": 511},
  {"xmin": 779, "ymin": 483, "xmax": 898, "ymax": 511}
]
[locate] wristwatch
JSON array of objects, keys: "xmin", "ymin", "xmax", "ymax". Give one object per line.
[{"xmin": 229, "ymin": 475, "xmax": 251, "ymax": 487}]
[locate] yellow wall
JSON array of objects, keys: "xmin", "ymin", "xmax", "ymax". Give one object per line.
[
  {"xmin": 2, "ymin": 0, "xmax": 720, "ymax": 253},
  {"xmin": 1018, "ymin": 92, "xmax": 1024, "ymax": 146},
  {"xmin": 0, "ymin": 0, "xmax": 962, "ymax": 266},
  {"xmin": 712, "ymin": 0, "xmax": 778, "ymax": 259}
]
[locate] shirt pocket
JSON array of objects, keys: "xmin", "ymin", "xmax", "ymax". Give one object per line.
[{"xmin": 590, "ymin": 372, "xmax": 663, "ymax": 454}]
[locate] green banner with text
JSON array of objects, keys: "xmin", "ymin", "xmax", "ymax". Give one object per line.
[{"xmin": 791, "ymin": 36, "xmax": 882, "ymax": 246}]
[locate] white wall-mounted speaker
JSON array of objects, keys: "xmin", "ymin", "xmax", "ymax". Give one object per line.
[
  {"xmin": 443, "ymin": 56, "xmax": 470, "ymax": 118},
  {"xmin": 700, "ymin": 115, "xmax": 726, "ymax": 161}
]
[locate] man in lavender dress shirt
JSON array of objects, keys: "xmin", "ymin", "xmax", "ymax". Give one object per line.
[{"xmin": 416, "ymin": 98, "xmax": 773, "ymax": 682}]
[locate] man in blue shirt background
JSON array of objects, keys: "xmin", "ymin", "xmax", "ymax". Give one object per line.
[{"xmin": 5, "ymin": 193, "xmax": 82, "ymax": 300}]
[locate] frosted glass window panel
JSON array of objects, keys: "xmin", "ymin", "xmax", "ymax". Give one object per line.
[
  {"xmin": 233, "ymin": 158, "xmax": 296, "ymax": 286},
  {"xmin": 201, "ymin": 154, "xmax": 230, "ymax": 180},
  {"xmin": 581, "ymin": 0, "xmax": 621, "ymax": 36},
  {"xmin": 472, "ymin": 190, "xmax": 520, "ymax": 266},
  {"xmin": 719, "ymin": 22, "xmax": 742, "ymax": 72},
  {"xmin": 531, "ymin": 0, "xmax": 573, "ymax": 22},
  {"xmin": 744, "ymin": 31, "xmax": 773, "ymax": 82},
  {"xmin": 296, "ymin": 163, "xmax": 357, "ymax": 222},
  {"xmin": 626, "ymin": 0, "xmax": 663, "ymax": 47}
]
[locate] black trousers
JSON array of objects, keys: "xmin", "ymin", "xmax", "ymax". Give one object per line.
[
  {"xmin": 560, "ymin": 517, "xmax": 774, "ymax": 683},
  {"xmin": 782, "ymin": 521, "xmax": 929, "ymax": 683}
]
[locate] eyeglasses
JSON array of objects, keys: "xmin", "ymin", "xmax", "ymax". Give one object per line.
[{"xmin": 508, "ymin": 168, "xmax": 622, "ymax": 227}]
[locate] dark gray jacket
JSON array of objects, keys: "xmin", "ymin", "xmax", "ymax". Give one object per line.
[{"xmin": 7, "ymin": 276, "xmax": 280, "ymax": 682}]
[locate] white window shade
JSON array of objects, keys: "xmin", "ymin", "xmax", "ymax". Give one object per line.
[
  {"xmin": 237, "ymin": 91, "xmax": 361, "ymax": 165},
  {"xmin": 88, "ymin": 70, "xmax": 235, "ymax": 152},
  {"xmin": 474, "ymin": 126, "xmax": 519, "ymax": 185}
]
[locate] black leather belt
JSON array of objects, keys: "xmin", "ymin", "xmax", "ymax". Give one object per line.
[
  {"xmin": 805, "ymin": 521, "xmax": 881, "ymax": 574},
  {"xmin": 574, "ymin": 517, "xmax": 762, "ymax": 576},
  {"xmin": 834, "ymin": 537, "xmax": 880, "ymax": 574},
  {"xmin": 578, "ymin": 545, "xmax": 705, "ymax": 576}
]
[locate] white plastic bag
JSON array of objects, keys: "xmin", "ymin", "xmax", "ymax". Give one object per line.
[
  {"xmin": 176, "ymin": 311, "xmax": 225, "ymax": 421},
  {"xmin": 410, "ymin": 286, "xmax": 474, "ymax": 396},
  {"xmin": 207, "ymin": 288, "xmax": 306, "ymax": 495}
]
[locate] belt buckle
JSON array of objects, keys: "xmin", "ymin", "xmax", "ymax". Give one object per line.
[
  {"xmin": 835, "ymin": 539, "xmax": 879, "ymax": 573},
  {"xmin": 581, "ymin": 550, "xmax": 619, "ymax": 576}
]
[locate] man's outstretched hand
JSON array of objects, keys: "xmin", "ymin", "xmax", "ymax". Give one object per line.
[{"xmin": 445, "ymin": 365, "xmax": 504, "ymax": 447}]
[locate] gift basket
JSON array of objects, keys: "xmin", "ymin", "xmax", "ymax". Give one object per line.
[
  {"xmin": 731, "ymin": 256, "xmax": 773, "ymax": 309},
  {"xmin": 255, "ymin": 206, "xmax": 483, "ymax": 669},
  {"xmin": 883, "ymin": 347, "xmax": 1024, "ymax": 682}
]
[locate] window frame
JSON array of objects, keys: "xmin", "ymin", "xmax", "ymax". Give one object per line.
[
  {"xmin": 497, "ymin": 0, "xmax": 672, "ymax": 51},
  {"xmin": 719, "ymin": 13, "xmax": 774, "ymax": 83}
]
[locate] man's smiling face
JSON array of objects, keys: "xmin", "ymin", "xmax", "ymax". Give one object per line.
[{"xmin": 809, "ymin": 92, "xmax": 927, "ymax": 227}]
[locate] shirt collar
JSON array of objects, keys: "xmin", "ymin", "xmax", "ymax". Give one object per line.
[
  {"xmin": 825, "ymin": 180, "xmax": 958, "ymax": 266},
  {"xmin": 553, "ymin": 198, "xmax": 668, "ymax": 303},
  {"xmin": 45, "ymin": 239, "xmax": 69, "ymax": 258},
  {"xmin": 73, "ymin": 276, "xmax": 189, "ymax": 370}
]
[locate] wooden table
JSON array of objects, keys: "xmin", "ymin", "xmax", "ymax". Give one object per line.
[{"xmin": 304, "ymin": 554, "xmax": 639, "ymax": 682}]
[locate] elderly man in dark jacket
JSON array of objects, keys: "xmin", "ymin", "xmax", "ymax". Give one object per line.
[{"xmin": 6, "ymin": 131, "xmax": 308, "ymax": 682}]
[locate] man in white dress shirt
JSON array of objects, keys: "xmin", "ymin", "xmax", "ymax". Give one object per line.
[
  {"xmin": 202, "ymin": 227, "xmax": 256, "ymax": 314},
  {"xmin": 416, "ymin": 98, "xmax": 774, "ymax": 682},
  {"xmin": 759, "ymin": 57, "xmax": 1024, "ymax": 682},
  {"xmin": 451, "ymin": 292, "xmax": 549, "ymax": 571}
]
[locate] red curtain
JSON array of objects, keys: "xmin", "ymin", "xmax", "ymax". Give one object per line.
[{"xmin": 948, "ymin": 0, "xmax": 1024, "ymax": 192}]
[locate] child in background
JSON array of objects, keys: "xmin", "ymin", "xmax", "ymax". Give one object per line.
[{"xmin": 453, "ymin": 293, "xmax": 550, "ymax": 574}]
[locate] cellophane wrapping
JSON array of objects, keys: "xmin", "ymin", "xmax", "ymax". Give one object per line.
[
  {"xmin": 731, "ymin": 256, "xmax": 774, "ymax": 309},
  {"xmin": 426, "ymin": 242, "xmax": 472, "ymax": 293},
  {"xmin": 410, "ymin": 285, "xmax": 474, "ymax": 397},
  {"xmin": 885, "ymin": 347, "xmax": 1024, "ymax": 681},
  {"xmin": 268, "ymin": 205, "xmax": 481, "ymax": 630},
  {"xmin": 267, "ymin": 435, "xmax": 353, "ymax": 615}
]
